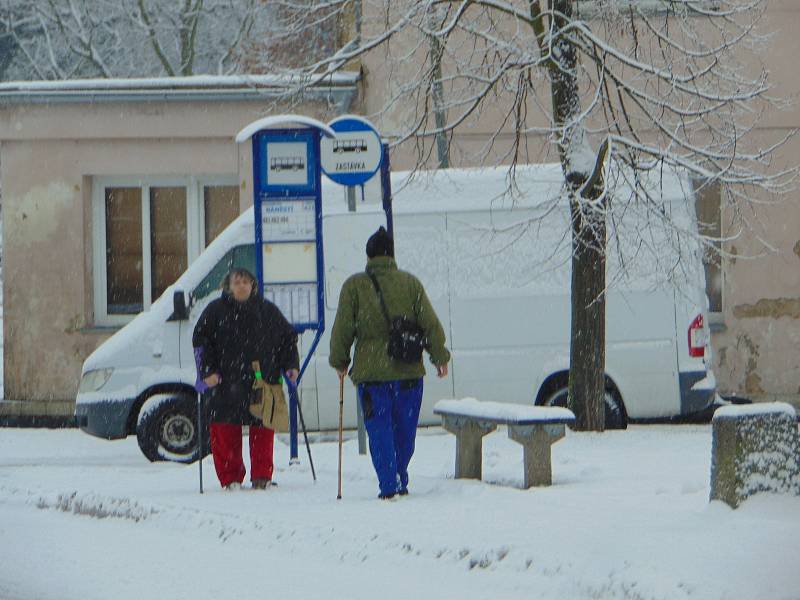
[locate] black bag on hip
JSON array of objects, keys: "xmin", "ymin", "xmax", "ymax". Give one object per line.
[
  {"xmin": 387, "ymin": 316, "xmax": 425, "ymax": 363},
  {"xmin": 367, "ymin": 272, "xmax": 426, "ymax": 364}
]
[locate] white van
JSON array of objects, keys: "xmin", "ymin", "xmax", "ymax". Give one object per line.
[{"xmin": 75, "ymin": 164, "xmax": 715, "ymax": 462}]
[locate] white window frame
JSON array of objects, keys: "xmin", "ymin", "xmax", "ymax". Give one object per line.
[{"xmin": 92, "ymin": 175, "xmax": 237, "ymax": 326}]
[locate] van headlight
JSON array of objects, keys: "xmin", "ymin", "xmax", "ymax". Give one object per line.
[{"xmin": 79, "ymin": 368, "xmax": 114, "ymax": 393}]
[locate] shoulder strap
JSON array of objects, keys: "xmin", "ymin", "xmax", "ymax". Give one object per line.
[{"xmin": 366, "ymin": 270, "xmax": 392, "ymax": 326}]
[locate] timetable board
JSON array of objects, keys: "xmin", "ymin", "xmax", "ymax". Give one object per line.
[
  {"xmin": 261, "ymin": 198, "xmax": 316, "ymax": 242},
  {"xmin": 264, "ymin": 283, "xmax": 318, "ymax": 326},
  {"xmin": 253, "ymin": 128, "xmax": 324, "ymax": 331}
]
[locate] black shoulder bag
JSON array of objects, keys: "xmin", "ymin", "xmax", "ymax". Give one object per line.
[{"xmin": 366, "ymin": 271, "xmax": 426, "ymax": 363}]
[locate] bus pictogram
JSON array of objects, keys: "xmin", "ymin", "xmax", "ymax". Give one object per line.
[
  {"xmin": 271, "ymin": 156, "xmax": 305, "ymax": 171},
  {"xmin": 332, "ymin": 138, "xmax": 368, "ymax": 153}
]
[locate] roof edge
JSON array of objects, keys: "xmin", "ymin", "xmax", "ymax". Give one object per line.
[{"xmin": 0, "ymin": 72, "xmax": 361, "ymax": 94}]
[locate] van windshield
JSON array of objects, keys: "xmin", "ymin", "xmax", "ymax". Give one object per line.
[{"xmin": 192, "ymin": 245, "xmax": 256, "ymax": 301}]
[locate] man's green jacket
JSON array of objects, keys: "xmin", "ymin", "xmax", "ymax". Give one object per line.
[{"xmin": 329, "ymin": 256, "xmax": 450, "ymax": 384}]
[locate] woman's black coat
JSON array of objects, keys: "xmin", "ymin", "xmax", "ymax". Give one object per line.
[{"xmin": 192, "ymin": 292, "xmax": 299, "ymax": 425}]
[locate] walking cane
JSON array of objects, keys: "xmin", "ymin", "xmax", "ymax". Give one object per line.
[
  {"xmin": 194, "ymin": 347, "xmax": 207, "ymax": 495},
  {"xmin": 337, "ymin": 372, "xmax": 345, "ymax": 500},
  {"xmin": 197, "ymin": 390, "xmax": 204, "ymax": 494},
  {"xmin": 287, "ymin": 373, "xmax": 317, "ymax": 482}
]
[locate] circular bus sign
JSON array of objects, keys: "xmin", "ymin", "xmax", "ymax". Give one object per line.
[{"xmin": 321, "ymin": 116, "xmax": 383, "ymax": 186}]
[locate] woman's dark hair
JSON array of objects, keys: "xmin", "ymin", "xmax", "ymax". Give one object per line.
[{"xmin": 222, "ymin": 268, "xmax": 258, "ymax": 298}]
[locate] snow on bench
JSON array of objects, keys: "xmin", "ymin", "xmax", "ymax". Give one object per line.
[
  {"xmin": 434, "ymin": 398, "xmax": 575, "ymax": 488},
  {"xmin": 435, "ymin": 398, "xmax": 574, "ymax": 424}
]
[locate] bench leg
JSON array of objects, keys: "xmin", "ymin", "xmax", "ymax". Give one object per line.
[
  {"xmin": 442, "ymin": 418, "xmax": 497, "ymax": 480},
  {"xmin": 507, "ymin": 425, "xmax": 565, "ymax": 488}
]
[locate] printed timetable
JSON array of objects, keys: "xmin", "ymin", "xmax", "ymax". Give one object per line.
[{"xmin": 261, "ymin": 198, "xmax": 316, "ymax": 242}]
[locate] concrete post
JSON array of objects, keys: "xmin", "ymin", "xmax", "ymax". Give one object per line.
[
  {"xmin": 507, "ymin": 424, "xmax": 566, "ymax": 488},
  {"xmin": 710, "ymin": 404, "xmax": 799, "ymax": 508},
  {"xmin": 441, "ymin": 415, "xmax": 497, "ymax": 480}
]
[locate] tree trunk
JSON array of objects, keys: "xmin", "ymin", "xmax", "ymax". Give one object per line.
[
  {"xmin": 548, "ymin": 0, "xmax": 607, "ymax": 431},
  {"xmin": 568, "ymin": 195, "xmax": 607, "ymax": 431},
  {"xmin": 427, "ymin": 8, "xmax": 450, "ymax": 169}
]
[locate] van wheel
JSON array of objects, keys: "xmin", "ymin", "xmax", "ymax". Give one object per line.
[
  {"xmin": 136, "ymin": 393, "xmax": 210, "ymax": 463},
  {"xmin": 542, "ymin": 387, "xmax": 627, "ymax": 430}
]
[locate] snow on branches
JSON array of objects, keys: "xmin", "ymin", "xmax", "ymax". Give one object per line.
[
  {"xmin": 0, "ymin": 0, "xmax": 337, "ymax": 80},
  {"xmin": 282, "ymin": 0, "xmax": 793, "ymax": 275}
]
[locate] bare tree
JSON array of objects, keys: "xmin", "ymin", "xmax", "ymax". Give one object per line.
[
  {"xmin": 238, "ymin": 1, "xmax": 339, "ymax": 71},
  {"xmin": 0, "ymin": 0, "xmax": 336, "ymax": 80},
  {"xmin": 283, "ymin": 0, "xmax": 794, "ymax": 430}
]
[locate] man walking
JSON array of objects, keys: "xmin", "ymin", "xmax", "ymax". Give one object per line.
[{"xmin": 330, "ymin": 227, "xmax": 450, "ymax": 499}]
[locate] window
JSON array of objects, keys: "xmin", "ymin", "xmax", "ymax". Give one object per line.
[
  {"xmin": 104, "ymin": 187, "xmax": 143, "ymax": 315},
  {"xmin": 150, "ymin": 186, "xmax": 188, "ymax": 302},
  {"xmin": 693, "ymin": 179, "xmax": 723, "ymax": 318},
  {"xmin": 93, "ymin": 177, "xmax": 239, "ymax": 325},
  {"xmin": 204, "ymin": 185, "xmax": 240, "ymax": 246}
]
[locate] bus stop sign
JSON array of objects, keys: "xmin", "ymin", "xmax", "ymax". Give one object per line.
[{"xmin": 321, "ymin": 116, "xmax": 383, "ymax": 186}]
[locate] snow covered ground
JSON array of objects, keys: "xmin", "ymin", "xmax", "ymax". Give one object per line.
[{"xmin": 1, "ymin": 425, "xmax": 798, "ymax": 600}]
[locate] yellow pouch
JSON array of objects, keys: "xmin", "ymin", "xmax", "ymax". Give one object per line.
[{"xmin": 249, "ymin": 361, "xmax": 290, "ymax": 432}]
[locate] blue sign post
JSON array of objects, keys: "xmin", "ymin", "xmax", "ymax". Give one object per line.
[
  {"xmin": 236, "ymin": 115, "xmax": 335, "ymax": 466},
  {"xmin": 379, "ymin": 143, "xmax": 394, "ymax": 238},
  {"xmin": 322, "ymin": 116, "xmax": 392, "ymax": 456}
]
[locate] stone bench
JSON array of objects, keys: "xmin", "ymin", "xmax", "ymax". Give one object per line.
[
  {"xmin": 434, "ymin": 398, "xmax": 575, "ymax": 488},
  {"xmin": 710, "ymin": 402, "xmax": 799, "ymax": 508}
]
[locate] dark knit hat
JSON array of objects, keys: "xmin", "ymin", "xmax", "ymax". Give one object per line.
[{"xmin": 366, "ymin": 226, "xmax": 394, "ymax": 258}]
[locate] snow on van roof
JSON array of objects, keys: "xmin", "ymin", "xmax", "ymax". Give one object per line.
[
  {"xmin": 216, "ymin": 162, "xmax": 693, "ymax": 227},
  {"xmin": 321, "ymin": 162, "xmax": 695, "ymax": 215},
  {"xmin": 195, "ymin": 162, "xmax": 700, "ymax": 300},
  {"xmin": 214, "ymin": 163, "xmax": 571, "ymax": 236},
  {"xmin": 323, "ymin": 164, "xmax": 567, "ymax": 214}
]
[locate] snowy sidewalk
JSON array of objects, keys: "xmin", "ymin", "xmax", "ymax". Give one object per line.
[{"xmin": 0, "ymin": 425, "xmax": 798, "ymax": 600}]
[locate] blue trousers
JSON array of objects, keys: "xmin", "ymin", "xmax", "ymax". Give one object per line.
[{"xmin": 357, "ymin": 379, "xmax": 423, "ymax": 496}]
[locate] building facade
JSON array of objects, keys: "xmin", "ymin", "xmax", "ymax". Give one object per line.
[
  {"xmin": 1, "ymin": 2, "xmax": 799, "ymax": 421},
  {"xmin": 0, "ymin": 75, "xmax": 358, "ymax": 420}
]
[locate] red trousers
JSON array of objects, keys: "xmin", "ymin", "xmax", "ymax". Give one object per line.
[{"xmin": 209, "ymin": 422, "xmax": 275, "ymax": 487}]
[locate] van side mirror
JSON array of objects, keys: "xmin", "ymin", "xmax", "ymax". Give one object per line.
[{"xmin": 168, "ymin": 290, "xmax": 189, "ymax": 321}]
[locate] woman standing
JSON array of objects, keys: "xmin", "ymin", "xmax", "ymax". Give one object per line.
[{"xmin": 193, "ymin": 268, "xmax": 299, "ymax": 490}]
